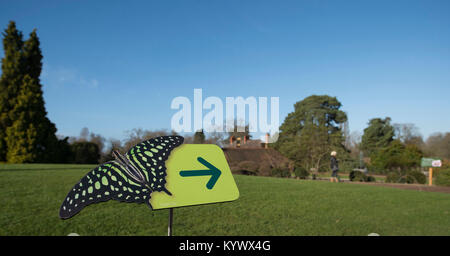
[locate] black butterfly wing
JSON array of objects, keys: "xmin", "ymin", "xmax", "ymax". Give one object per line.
[
  {"xmin": 125, "ymin": 135, "xmax": 184, "ymax": 193},
  {"xmin": 59, "ymin": 161, "xmax": 150, "ymax": 219}
]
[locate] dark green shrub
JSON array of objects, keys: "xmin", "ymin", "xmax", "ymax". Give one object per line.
[
  {"xmin": 294, "ymin": 166, "xmax": 309, "ymax": 179},
  {"xmin": 349, "ymin": 170, "xmax": 366, "ymax": 182},
  {"xmin": 349, "ymin": 170, "xmax": 357, "ymax": 181},
  {"xmin": 354, "ymin": 173, "xmax": 366, "ymax": 182},
  {"xmin": 271, "ymin": 168, "xmax": 291, "ymax": 178},
  {"xmin": 70, "ymin": 142, "xmax": 100, "ymax": 164},
  {"xmin": 370, "ymin": 140, "xmax": 422, "ymax": 172},
  {"xmin": 366, "ymin": 175, "xmax": 376, "ymax": 182},
  {"xmin": 399, "ymin": 175, "xmax": 416, "ymax": 184},
  {"xmin": 385, "ymin": 170, "xmax": 426, "ymax": 184},
  {"xmin": 435, "ymin": 169, "xmax": 450, "ymax": 187},
  {"xmin": 318, "ymin": 165, "xmax": 329, "ymax": 173},
  {"xmin": 52, "ymin": 137, "xmax": 72, "ymax": 163},
  {"xmin": 407, "ymin": 170, "xmax": 426, "ymax": 184},
  {"xmin": 385, "ymin": 172, "xmax": 400, "ymax": 183},
  {"xmin": 340, "ymin": 158, "xmax": 359, "ymax": 172}
]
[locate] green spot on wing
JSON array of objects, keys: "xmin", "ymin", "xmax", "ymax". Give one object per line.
[{"xmin": 101, "ymin": 176, "xmax": 108, "ymax": 186}]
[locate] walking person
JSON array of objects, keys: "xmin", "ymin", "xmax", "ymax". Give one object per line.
[{"xmin": 330, "ymin": 151, "xmax": 339, "ymax": 182}]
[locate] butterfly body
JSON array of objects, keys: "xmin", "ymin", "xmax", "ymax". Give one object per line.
[
  {"xmin": 112, "ymin": 150, "xmax": 157, "ymax": 192},
  {"xmin": 59, "ymin": 135, "xmax": 184, "ymax": 219}
]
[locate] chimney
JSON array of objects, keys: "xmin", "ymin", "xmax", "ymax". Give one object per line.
[{"xmin": 265, "ymin": 133, "xmax": 269, "ymax": 149}]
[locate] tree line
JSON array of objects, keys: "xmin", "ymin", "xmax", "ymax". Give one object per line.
[
  {"xmin": 53, "ymin": 127, "xmax": 225, "ymax": 165},
  {"xmin": 273, "ymin": 95, "xmax": 449, "ymax": 183},
  {"xmin": 1, "ymin": 21, "xmax": 449, "ymax": 175}
]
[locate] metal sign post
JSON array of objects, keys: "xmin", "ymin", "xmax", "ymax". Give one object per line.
[
  {"xmin": 168, "ymin": 208, "xmax": 173, "ymax": 236},
  {"xmin": 429, "ymin": 168, "xmax": 433, "ymax": 186}
]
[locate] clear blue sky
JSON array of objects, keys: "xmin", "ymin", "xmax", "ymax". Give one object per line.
[{"xmin": 1, "ymin": 0, "xmax": 449, "ymax": 142}]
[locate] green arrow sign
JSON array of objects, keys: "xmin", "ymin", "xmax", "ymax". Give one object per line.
[
  {"xmin": 149, "ymin": 144, "xmax": 239, "ymax": 210},
  {"xmin": 179, "ymin": 157, "xmax": 222, "ymax": 189}
]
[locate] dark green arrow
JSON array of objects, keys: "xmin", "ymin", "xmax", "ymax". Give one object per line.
[{"xmin": 179, "ymin": 157, "xmax": 222, "ymax": 189}]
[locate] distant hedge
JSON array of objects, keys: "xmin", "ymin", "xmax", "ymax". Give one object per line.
[
  {"xmin": 349, "ymin": 170, "xmax": 376, "ymax": 182},
  {"xmin": 271, "ymin": 168, "xmax": 291, "ymax": 178},
  {"xmin": 435, "ymin": 169, "xmax": 450, "ymax": 187},
  {"xmin": 385, "ymin": 170, "xmax": 426, "ymax": 184},
  {"xmin": 294, "ymin": 166, "xmax": 309, "ymax": 179},
  {"xmin": 70, "ymin": 142, "xmax": 100, "ymax": 164}
]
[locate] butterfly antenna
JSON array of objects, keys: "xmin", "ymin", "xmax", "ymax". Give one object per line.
[{"xmin": 112, "ymin": 150, "xmax": 124, "ymax": 163}]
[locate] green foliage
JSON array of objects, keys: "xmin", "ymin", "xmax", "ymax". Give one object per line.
[
  {"xmin": 349, "ymin": 170, "xmax": 366, "ymax": 182},
  {"xmin": 274, "ymin": 95, "xmax": 348, "ymax": 173},
  {"xmin": 339, "ymin": 158, "xmax": 359, "ymax": 173},
  {"xmin": 435, "ymin": 169, "xmax": 450, "ymax": 187},
  {"xmin": 361, "ymin": 117, "xmax": 395, "ymax": 157},
  {"xmin": 294, "ymin": 166, "xmax": 309, "ymax": 179},
  {"xmin": 193, "ymin": 129, "xmax": 206, "ymax": 144},
  {"xmin": 385, "ymin": 172, "xmax": 401, "ymax": 183},
  {"xmin": 385, "ymin": 170, "xmax": 426, "ymax": 184},
  {"xmin": 70, "ymin": 142, "xmax": 100, "ymax": 164},
  {"xmin": 408, "ymin": 170, "xmax": 427, "ymax": 184},
  {"xmin": 271, "ymin": 167, "xmax": 291, "ymax": 178},
  {"xmin": 366, "ymin": 175, "xmax": 376, "ymax": 182},
  {"xmin": 5, "ymin": 75, "xmax": 57, "ymax": 163},
  {"xmin": 370, "ymin": 140, "xmax": 423, "ymax": 173},
  {"xmin": 349, "ymin": 170, "xmax": 376, "ymax": 182},
  {"xmin": 22, "ymin": 29, "xmax": 43, "ymax": 81},
  {"xmin": 5, "ymin": 119, "xmax": 37, "ymax": 163},
  {"xmin": 0, "ymin": 21, "xmax": 61, "ymax": 163},
  {"xmin": 0, "ymin": 21, "xmax": 24, "ymax": 161},
  {"xmin": 52, "ymin": 137, "xmax": 72, "ymax": 163}
]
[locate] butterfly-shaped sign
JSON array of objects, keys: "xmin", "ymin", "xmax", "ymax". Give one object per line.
[{"xmin": 59, "ymin": 135, "xmax": 184, "ymax": 219}]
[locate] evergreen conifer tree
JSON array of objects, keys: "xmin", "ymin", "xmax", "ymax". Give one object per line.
[
  {"xmin": 0, "ymin": 21, "xmax": 24, "ymax": 161},
  {"xmin": 1, "ymin": 21, "xmax": 61, "ymax": 163}
]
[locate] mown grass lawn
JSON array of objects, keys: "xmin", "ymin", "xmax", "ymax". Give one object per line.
[{"xmin": 0, "ymin": 164, "xmax": 449, "ymax": 236}]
